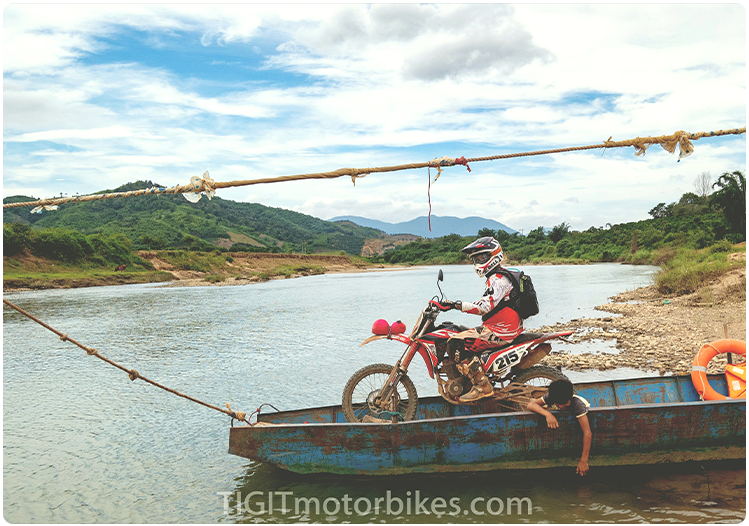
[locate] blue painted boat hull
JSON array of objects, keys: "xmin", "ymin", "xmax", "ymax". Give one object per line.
[{"xmin": 228, "ymin": 375, "xmax": 745, "ymax": 475}]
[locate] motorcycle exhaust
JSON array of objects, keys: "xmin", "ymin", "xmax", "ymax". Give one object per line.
[{"xmin": 516, "ymin": 343, "xmax": 552, "ymax": 370}]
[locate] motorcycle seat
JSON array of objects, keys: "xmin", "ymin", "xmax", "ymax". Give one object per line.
[{"xmin": 510, "ymin": 332, "xmax": 543, "ymax": 344}]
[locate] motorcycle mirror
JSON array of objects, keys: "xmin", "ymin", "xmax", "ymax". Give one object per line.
[
  {"xmin": 436, "ymin": 269, "xmax": 444, "ymax": 299},
  {"xmin": 438, "ymin": 269, "xmax": 443, "ymax": 282}
]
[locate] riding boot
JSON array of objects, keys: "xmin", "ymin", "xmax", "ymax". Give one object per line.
[{"xmin": 457, "ymin": 357, "xmax": 494, "ymax": 403}]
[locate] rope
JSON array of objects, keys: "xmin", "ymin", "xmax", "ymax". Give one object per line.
[
  {"xmin": 3, "ymin": 127, "xmax": 744, "ymax": 211},
  {"xmin": 2, "ymin": 298, "xmax": 250, "ymax": 425}
]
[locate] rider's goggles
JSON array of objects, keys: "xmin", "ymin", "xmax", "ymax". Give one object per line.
[{"xmin": 471, "ymin": 252, "xmax": 491, "ymax": 264}]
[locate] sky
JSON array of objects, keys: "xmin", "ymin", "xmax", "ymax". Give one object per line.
[{"xmin": 3, "ymin": 3, "xmax": 746, "ymax": 233}]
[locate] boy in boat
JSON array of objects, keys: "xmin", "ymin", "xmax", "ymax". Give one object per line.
[{"xmin": 527, "ymin": 379, "xmax": 592, "ymax": 476}]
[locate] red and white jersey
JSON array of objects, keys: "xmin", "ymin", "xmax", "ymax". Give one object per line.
[
  {"xmin": 459, "ymin": 271, "xmax": 523, "ymax": 340},
  {"xmin": 460, "ymin": 272, "xmax": 513, "ymax": 316}
]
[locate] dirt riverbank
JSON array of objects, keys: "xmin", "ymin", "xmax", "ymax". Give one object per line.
[
  {"xmin": 540, "ymin": 255, "xmax": 746, "ymax": 375},
  {"xmin": 2, "ymin": 252, "xmax": 392, "ymax": 292}
]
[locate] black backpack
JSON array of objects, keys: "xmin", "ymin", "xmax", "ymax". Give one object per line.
[{"xmin": 481, "ymin": 268, "xmax": 540, "ymax": 321}]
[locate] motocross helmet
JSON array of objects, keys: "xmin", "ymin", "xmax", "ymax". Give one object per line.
[{"xmin": 461, "ymin": 236, "xmax": 503, "ymax": 277}]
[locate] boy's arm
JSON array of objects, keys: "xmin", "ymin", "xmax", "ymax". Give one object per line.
[
  {"xmin": 527, "ymin": 397, "xmax": 559, "ymax": 429},
  {"xmin": 576, "ymin": 414, "xmax": 592, "ymax": 476}
]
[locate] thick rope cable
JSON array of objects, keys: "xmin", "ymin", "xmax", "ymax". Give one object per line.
[
  {"xmin": 2, "ymin": 298, "xmax": 250, "ymax": 424},
  {"xmin": 3, "ymin": 127, "xmax": 744, "ymax": 211}
]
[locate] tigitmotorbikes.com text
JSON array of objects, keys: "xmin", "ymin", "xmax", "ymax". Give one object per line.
[{"xmin": 218, "ymin": 490, "xmax": 533, "ymax": 517}]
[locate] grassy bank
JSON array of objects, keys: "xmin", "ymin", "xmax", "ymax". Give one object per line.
[
  {"xmin": 3, "ymin": 253, "xmax": 174, "ymax": 290},
  {"xmin": 3, "ymin": 249, "xmax": 370, "ymax": 291},
  {"xmin": 654, "ymin": 242, "xmax": 746, "ymax": 295}
]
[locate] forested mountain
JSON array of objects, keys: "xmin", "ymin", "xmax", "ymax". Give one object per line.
[{"xmin": 3, "ymin": 181, "xmax": 384, "ymax": 255}]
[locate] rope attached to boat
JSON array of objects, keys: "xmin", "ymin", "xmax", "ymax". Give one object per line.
[
  {"xmin": 2, "ymin": 298, "xmax": 250, "ymax": 425},
  {"xmin": 4, "ymin": 127, "xmax": 744, "ymax": 211}
]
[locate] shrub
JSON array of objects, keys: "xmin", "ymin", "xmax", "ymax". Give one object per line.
[
  {"xmin": 709, "ymin": 240, "xmax": 733, "ymax": 254},
  {"xmin": 30, "ymin": 228, "xmax": 90, "ymax": 262},
  {"xmin": 3, "ymin": 223, "xmax": 32, "ymax": 256}
]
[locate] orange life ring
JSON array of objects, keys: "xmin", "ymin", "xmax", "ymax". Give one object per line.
[{"xmin": 691, "ymin": 339, "xmax": 746, "ymax": 400}]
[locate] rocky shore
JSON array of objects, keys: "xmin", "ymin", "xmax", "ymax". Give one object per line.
[{"xmin": 539, "ymin": 259, "xmax": 746, "ymax": 375}]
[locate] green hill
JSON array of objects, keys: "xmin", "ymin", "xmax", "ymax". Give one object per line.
[{"xmin": 3, "ymin": 181, "xmax": 385, "ymax": 255}]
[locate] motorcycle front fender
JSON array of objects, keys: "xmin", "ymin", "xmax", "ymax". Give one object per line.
[
  {"xmin": 415, "ymin": 344, "xmax": 437, "ymax": 379},
  {"xmin": 358, "ymin": 334, "xmax": 411, "ymax": 347}
]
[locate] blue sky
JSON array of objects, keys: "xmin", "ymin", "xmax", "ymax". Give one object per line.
[{"xmin": 3, "ymin": 3, "xmax": 746, "ymax": 233}]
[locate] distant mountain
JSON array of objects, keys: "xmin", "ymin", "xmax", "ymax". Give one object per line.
[{"xmin": 330, "ymin": 215, "xmax": 516, "ymax": 239}]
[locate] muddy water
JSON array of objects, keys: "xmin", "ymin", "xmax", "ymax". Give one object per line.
[{"xmin": 3, "ymin": 264, "xmax": 745, "ymax": 523}]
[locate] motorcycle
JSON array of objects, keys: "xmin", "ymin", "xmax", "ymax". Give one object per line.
[{"xmin": 342, "ymin": 269, "xmax": 572, "ymax": 423}]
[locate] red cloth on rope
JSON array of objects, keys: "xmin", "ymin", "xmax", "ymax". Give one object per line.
[{"xmin": 454, "ymin": 156, "xmax": 471, "ymax": 172}]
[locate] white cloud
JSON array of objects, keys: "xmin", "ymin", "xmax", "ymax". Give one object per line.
[{"xmin": 2, "ymin": 4, "xmax": 745, "ymax": 234}]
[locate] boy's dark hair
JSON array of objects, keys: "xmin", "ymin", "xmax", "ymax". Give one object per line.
[{"xmin": 547, "ymin": 379, "xmax": 574, "ymax": 405}]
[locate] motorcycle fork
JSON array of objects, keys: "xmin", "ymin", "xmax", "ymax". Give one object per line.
[{"xmin": 378, "ymin": 342, "xmax": 419, "ymax": 410}]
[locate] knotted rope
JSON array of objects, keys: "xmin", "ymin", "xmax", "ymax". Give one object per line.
[
  {"xmin": 3, "ymin": 298, "xmax": 250, "ymax": 425},
  {"xmin": 4, "ymin": 127, "xmax": 744, "ymax": 211}
]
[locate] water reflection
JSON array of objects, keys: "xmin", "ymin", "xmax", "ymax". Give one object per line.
[{"xmin": 223, "ymin": 461, "xmax": 744, "ymax": 524}]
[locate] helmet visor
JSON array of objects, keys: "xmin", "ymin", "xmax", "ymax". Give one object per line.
[{"xmin": 471, "ymin": 252, "xmax": 491, "ymax": 265}]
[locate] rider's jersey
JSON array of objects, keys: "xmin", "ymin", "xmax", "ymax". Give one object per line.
[{"xmin": 459, "ymin": 270, "xmax": 523, "ymax": 340}]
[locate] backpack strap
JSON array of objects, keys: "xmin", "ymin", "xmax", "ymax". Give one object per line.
[{"xmin": 481, "ymin": 268, "xmax": 519, "ymax": 322}]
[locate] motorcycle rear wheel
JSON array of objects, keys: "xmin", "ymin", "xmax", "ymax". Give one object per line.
[
  {"xmin": 512, "ymin": 365, "xmax": 569, "ymax": 398},
  {"xmin": 342, "ymin": 363, "xmax": 418, "ymax": 423}
]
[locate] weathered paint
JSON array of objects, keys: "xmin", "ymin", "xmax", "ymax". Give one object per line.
[{"xmin": 228, "ymin": 374, "xmax": 746, "ymax": 475}]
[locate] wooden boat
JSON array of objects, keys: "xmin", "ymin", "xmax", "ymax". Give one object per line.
[{"xmin": 228, "ymin": 374, "xmax": 745, "ymax": 475}]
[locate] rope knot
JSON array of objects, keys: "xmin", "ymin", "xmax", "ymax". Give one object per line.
[
  {"xmin": 183, "ymin": 171, "xmax": 215, "ymax": 203},
  {"xmin": 60, "ymin": 334, "xmax": 69, "ymax": 342},
  {"xmin": 349, "ymin": 168, "xmax": 367, "ymax": 185},
  {"xmin": 86, "ymin": 347, "xmax": 98, "ymax": 356},
  {"xmin": 128, "ymin": 369, "xmax": 139, "ymax": 381},
  {"xmin": 454, "ymin": 156, "xmax": 471, "ymax": 172},
  {"xmin": 225, "ymin": 402, "xmax": 246, "ymax": 421}
]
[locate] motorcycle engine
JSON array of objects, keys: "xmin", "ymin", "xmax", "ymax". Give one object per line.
[{"xmin": 446, "ymin": 376, "xmax": 470, "ymax": 397}]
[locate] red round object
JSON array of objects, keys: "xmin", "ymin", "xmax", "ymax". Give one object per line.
[
  {"xmin": 390, "ymin": 321, "xmax": 406, "ymax": 334},
  {"xmin": 372, "ymin": 319, "xmax": 390, "ymax": 335}
]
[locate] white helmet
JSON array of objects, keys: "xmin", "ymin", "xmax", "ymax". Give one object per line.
[{"xmin": 461, "ymin": 237, "xmax": 503, "ymax": 277}]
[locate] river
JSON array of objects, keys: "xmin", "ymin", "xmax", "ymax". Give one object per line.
[{"xmin": 3, "ymin": 264, "xmax": 745, "ymax": 523}]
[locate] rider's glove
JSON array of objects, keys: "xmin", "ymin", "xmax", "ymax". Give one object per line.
[{"xmin": 432, "ymin": 300, "xmax": 460, "ymax": 311}]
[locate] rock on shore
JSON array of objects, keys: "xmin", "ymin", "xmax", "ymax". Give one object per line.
[{"xmin": 537, "ymin": 262, "xmax": 746, "ymax": 376}]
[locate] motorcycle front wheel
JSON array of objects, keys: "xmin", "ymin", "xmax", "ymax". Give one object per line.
[{"xmin": 342, "ymin": 363, "xmax": 419, "ymax": 423}]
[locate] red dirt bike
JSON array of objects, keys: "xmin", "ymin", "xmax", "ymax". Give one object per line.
[{"xmin": 342, "ymin": 269, "xmax": 572, "ymax": 423}]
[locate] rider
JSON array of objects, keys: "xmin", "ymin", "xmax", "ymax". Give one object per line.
[{"xmin": 434, "ymin": 236, "xmax": 522, "ymax": 403}]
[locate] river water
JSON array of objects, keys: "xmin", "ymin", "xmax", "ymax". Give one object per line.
[{"xmin": 3, "ymin": 264, "xmax": 745, "ymax": 523}]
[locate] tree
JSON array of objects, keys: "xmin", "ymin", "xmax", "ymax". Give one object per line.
[
  {"xmin": 649, "ymin": 202, "xmax": 674, "ymax": 219},
  {"xmin": 477, "ymin": 227, "xmax": 495, "ymax": 238},
  {"xmin": 549, "ymin": 222, "xmax": 571, "ymax": 243},
  {"xmin": 672, "ymin": 192, "xmax": 709, "ymax": 217},
  {"xmin": 711, "ymin": 170, "xmax": 746, "ymax": 236},
  {"xmin": 693, "ymin": 171, "xmax": 713, "ymax": 198},
  {"xmin": 526, "ymin": 226, "xmax": 546, "ymax": 242}
]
